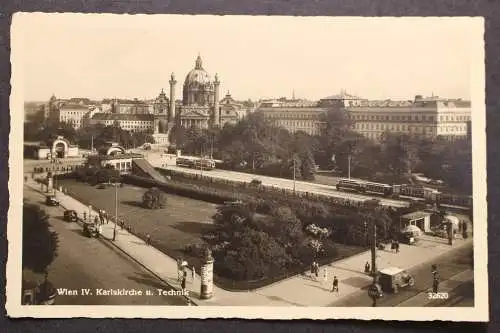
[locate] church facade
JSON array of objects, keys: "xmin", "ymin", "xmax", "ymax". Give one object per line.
[{"xmin": 152, "ymin": 55, "xmax": 239, "ymax": 137}]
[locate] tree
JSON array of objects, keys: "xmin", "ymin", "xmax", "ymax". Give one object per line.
[
  {"xmin": 23, "ymin": 203, "xmax": 59, "ymax": 275},
  {"xmin": 142, "ymin": 187, "xmax": 167, "ymax": 209},
  {"xmin": 212, "ymin": 203, "xmax": 255, "ymax": 232},
  {"xmin": 96, "ymin": 166, "xmax": 121, "ymax": 184},
  {"xmin": 214, "ymin": 227, "xmax": 293, "ymax": 281}
]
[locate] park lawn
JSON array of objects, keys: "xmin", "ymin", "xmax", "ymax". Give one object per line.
[
  {"xmin": 56, "ymin": 179, "xmax": 366, "ymax": 291},
  {"xmin": 57, "ymin": 179, "xmax": 218, "ymax": 269}
]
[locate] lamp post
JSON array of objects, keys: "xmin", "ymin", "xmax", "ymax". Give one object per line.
[
  {"xmin": 113, "ymin": 183, "xmax": 118, "ymax": 241},
  {"xmin": 88, "ymin": 205, "xmax": 92, "ymax": 224},
  {"xmin": 210, "ymin": 134, "xmax": 214, "ymax": 160},
  {"xmin": 348, "ymin": 154, "xmax": 352, "ymax": 180},
  {"xmin": 367, "ymin": 217, "xmax": 382, "ymax": 306},
  {"xmin": 200, "ymin": 146, "xmax": 204, "ymax": 177}
]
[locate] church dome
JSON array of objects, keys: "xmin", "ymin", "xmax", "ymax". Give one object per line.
[{"xmin": 184, "ymin": 55, "xmax": 212, "ymax": 87}]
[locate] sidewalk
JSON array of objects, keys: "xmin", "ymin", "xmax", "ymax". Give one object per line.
[{"xmin": 25, "ymin": 178, "xmax": 473, "ymax": 306}]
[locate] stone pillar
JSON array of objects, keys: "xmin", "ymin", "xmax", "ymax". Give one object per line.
[
  {"xmin": 200, "ymin": 248, "xmax": 214, "ymax": 300},
  {"xmin": 213, "ymin": 73, "xmax": 220, "ymax": 127},
  {"xmin": 169, "ymin": 73, "xmax": 177, "ymax": 122},
  {"xmin": 154, "ymin": 118, "xmax": 159, "ymax": 134}
]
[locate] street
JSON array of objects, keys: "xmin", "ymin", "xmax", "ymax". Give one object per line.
[
  {"xmin": 331, "ymin": 243, "xmax": 474, "ymax": 307},
  {"xmin": 132, "ymin": 149, "xmax": 408, "ymax": 208},
  {"xmin": 23, "ymin": 186, "xmax": 189, "ymax": 305}
]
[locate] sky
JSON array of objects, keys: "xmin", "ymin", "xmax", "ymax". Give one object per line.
[{"xmin": 15, "ymin": 14, "xmax": 478, "ymax": 102}]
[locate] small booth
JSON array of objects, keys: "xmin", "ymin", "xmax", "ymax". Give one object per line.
[
  {"xmin": 400, "ymin": 211, "xmax": 432, "ymax": 233},
  {"xmin": 24, "ymin": 136, "xmax": 80, "ymax": 160}
]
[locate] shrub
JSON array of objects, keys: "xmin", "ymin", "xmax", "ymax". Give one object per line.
[{"xmin": 142, "ymin": 187, "xmax": 167, "ymax": 209}]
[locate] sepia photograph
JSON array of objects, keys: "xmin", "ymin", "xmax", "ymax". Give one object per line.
[{"xmin": 7, "ymin": 13, "xmax": 488, "ymax": 321}]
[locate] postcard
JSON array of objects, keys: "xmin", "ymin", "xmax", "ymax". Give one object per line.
[{"xmin": 7, "ymin": 13, "xmax": 488, "ymax": 321}]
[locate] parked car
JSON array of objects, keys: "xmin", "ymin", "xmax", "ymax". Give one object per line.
[
  {"xmin": 250, "ymin": 178, "xmax": 262, "ymax": 185},
  {"xmin": 45, "ymin": 195, "xmax": 59, "ymax": 206},
  {"xmin": 398, "ymin": 231, "xmax": 417, "ymax": 245},
  {"xmin": 83, "ymin": 223, "xmax": 99, "ymax": 238},
  {"xmin": 378, "ymin": 267, "xmax": 415, "ymax": 293},
  {"xmin": 22, "ymin": 279, "xmax": 57, "ymax": 305},
  {"xmin": 63, "ymin": 209, "xmax": 78, "ymax": 222}
]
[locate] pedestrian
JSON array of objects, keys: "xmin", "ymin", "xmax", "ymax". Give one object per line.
[
  {"xmin": 181, "ymin": 270, "xmax": 187, "ymax": 291},
  {"xmin": 391, "ymin": 240, "xmax": 395, "ymax": 252},
  {"xmin": 83, "ymin": 211, "xmax": 87, "ymax": 221},
  {"xmin": 323, "ymin": 267, "xmax": 328, "ymax": 283},
  {"xmin": 315, "ymin": 262, "xmax": 319, "ymax": 278},
  {"xmin": 364, "ymin": 261, "xmax": 371, "ymax": 274},
  {"xmin": 177, "ymin": 259, "xmax": 183, "ymax": 282},
  {"xmin": 331, "ymin": 276, "xmax": 339, "ymax": 294},
  {"xmin": 395, "ymin": 240, "xmax": 400, "ymax": 253},
  {"xmin": 432, "ymin": 276, "xmax": 439, "ymax": 293},
  {"xmin": 310, "ymin": 261, "xmax": 315, "ymax": 277},
  {"xmin": 191, "ymin": 265, "xmax": 196, "ymax": 283},
  {"xmin": 146, "ymin": 234, "xmax": 151, "ymax": 246}
]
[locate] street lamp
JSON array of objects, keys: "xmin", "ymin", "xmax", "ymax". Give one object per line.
[
  {"xmin": 367, "ymin": 217, "xmax": 383, "ymax": 306},
  {"xmin": 348, "ymin": 154, "xmax": 352, "ymax": 180},
  {"xmin": 113, "ymin": 183, "xmax": 118, "ymax": 241}
]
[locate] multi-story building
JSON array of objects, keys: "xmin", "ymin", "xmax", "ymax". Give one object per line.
[
  {"xmin": 90, "ymin": 113, "xmax": 154, "ymax": 132},
  {"xmin": 58, "ymin": 104, "xmax": 92, "ymax": 129},
  {"xmin": 218, "ymin": 92, "xmax": 247, "ymax": 126},
  {"xmin": 259, "ymin": 107, "xmax": 327, "ymax": 136},
  {"xmin": 112, "ymin": 99, "xmax": 151, "ymax": 114},
  {"xmin": 346, "ymin": 96, "xmax": 471, "ymax": 141}
]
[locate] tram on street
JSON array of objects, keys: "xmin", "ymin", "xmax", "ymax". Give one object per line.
[{"xmin": 336, "ymin": 178, "xmax": 394, "ymax": 196}]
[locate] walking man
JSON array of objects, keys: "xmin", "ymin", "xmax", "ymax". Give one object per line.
[
  {"xmin": 146, "ymin": 234, "xmax": 151, "ymax": 246},
  {"xmin": 181, "ymin": 269, "xmax": 187, "ymax": 292},
  {"xmin": 433, "ymin": 275, "xmax": 440, "ymax": 293},
  {"xmin": 365, "ymin": 261, "xmax": 371, "ymax": 274},
  {"xmin": 395, "ymin": 240, "xmax": 400, "ymax": 253},
  {"xmin": 331, "ymin": 276, "xmax": 339, "ymax": 294},
  {"xmin": 177, "ymin": 259, "xmax": 183, "ymax": 282}
]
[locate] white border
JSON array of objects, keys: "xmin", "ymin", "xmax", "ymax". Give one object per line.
[{"xmin": 6, "ymin": 13, "xmax": 489, "ymax": 321}]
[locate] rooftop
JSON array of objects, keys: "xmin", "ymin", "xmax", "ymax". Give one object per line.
[
  {"xmin": 92, "ymin": 113, "xmax": 154, "ymax": 121},
  {"xmin": 89, "ymin": 153, "xmax": 144, "ymax": 161},
  {"xmin": 60, "ymin": 104, "xmax": 90, "ymax": 110},
  {"xmin": 258, "ymin": 107, "xmax": 327, "ymax": 112},
  {"xmin": 401, "ymin": 211, "xmax": 432, "ymax": 220},
  {"xmin": 379, "ymin": 267, "xmax": 405, "ymax": 275}
]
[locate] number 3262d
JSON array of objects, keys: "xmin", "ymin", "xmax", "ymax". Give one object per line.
[{"xmin": 427, "ymin": 292, "xmax": 449, "ymax": 299}]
